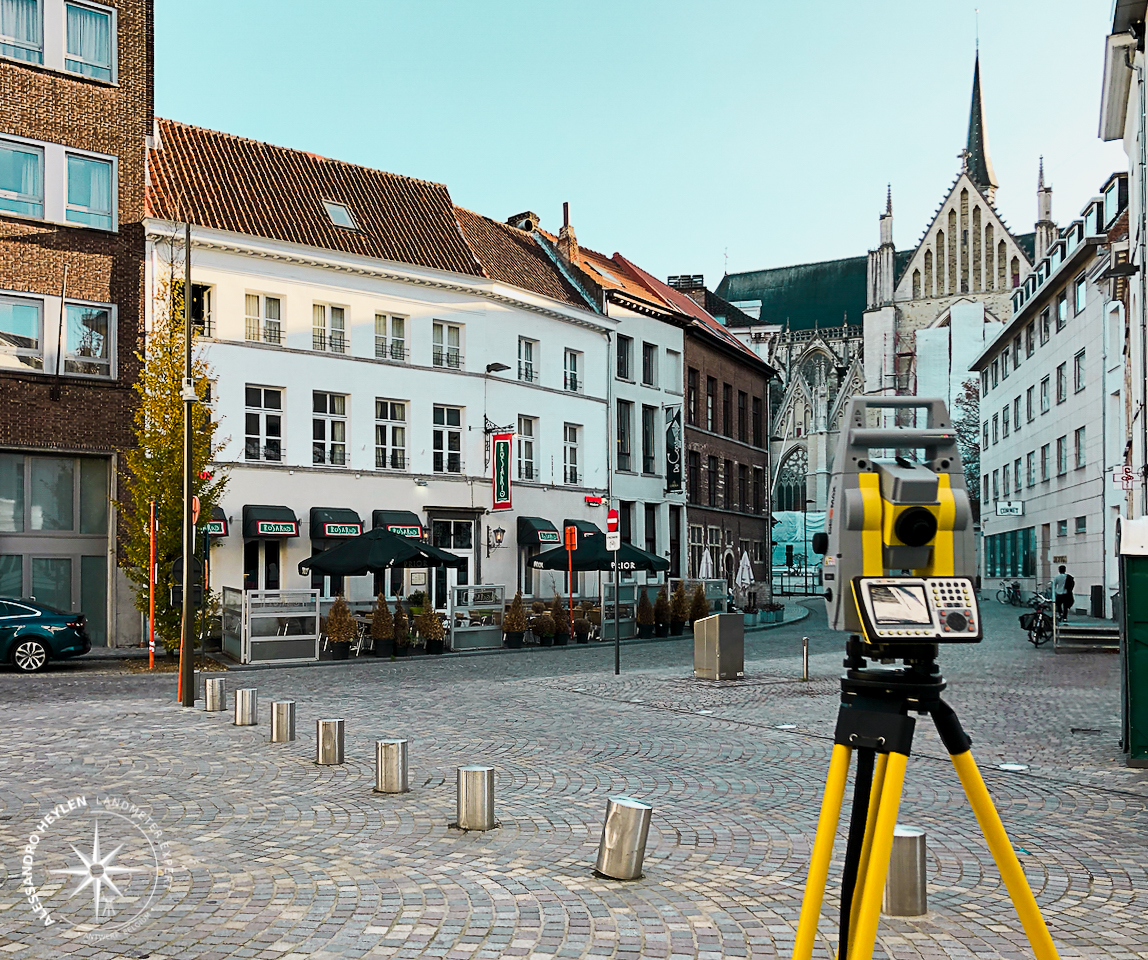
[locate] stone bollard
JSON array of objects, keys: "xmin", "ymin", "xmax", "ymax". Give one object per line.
[
  {"xmin": 204, "ymin": 677, "xmax": 225, "ymax": 712},
  {"xmin": 270, "ymin": 701, "xmax": 296, "ymax": 742},
  {"xmin": 375, "ymin": 740, "xmax": 409, "ymax": 794},
  {"xmin": 456, "ymin": 765, "xmax": 495, "ymax": 830},
  {"xmin": 595, "ymin": 795, "xmax": 653, "ymax": 880},
  {"xmin": 315, "ymin": 719, "xmax": 345, "ymax": 765},
  {"xmin": 884, "ymin": 825, "xmax": 927, "ymax": 916},
  {"xmin": 234, "ymin": 688, "xmax": 257, "ymax": 726}
]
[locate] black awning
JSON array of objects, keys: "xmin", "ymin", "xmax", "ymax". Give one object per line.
[
  {"xmin": 242, "ymin": 504, "xmax": 300, "ymax": 538},
  {"xmin": 310, "ymin": 507, "xmax": 363, "ymax": 540},
  {"xmin": 563, "ymin": 518, "xmax": 603, "ymax": 539},
  {"xmin": 206, "ymin": 505, "xmax": 229, "ymax": 537},
  {"xmin": 517, "ymin": 516, "xmax": 561, "ymax": 546},
  {"xmin": 372, "ymin": 509, "xmax": 423, "ymax": 539}
]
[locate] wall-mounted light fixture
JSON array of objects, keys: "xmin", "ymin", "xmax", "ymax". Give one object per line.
[{"xmin": 486, "ymin": 525, "xmax": 506, "ymax": 557}]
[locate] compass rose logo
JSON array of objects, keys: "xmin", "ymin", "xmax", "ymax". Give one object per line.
[
  {"xmin": 19, "ymin": 794, "xmax": 174, "ymax": 942},
  {"xmin": 51, "ymin": 819, "xmax": 147, "ymax": 920}
]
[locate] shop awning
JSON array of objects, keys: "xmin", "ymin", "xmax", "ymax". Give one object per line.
[
  {"xmin": 242, "ymin": 504, "xmax": 300, "ymax": 538},
  {"xmin": 310, "ymin": 507, "xmax": 363, "ymax": 540},
  {"xmin": 205, "ymin": 505, "xmax": 229, "ymax": 537},
  {"xmin": 563, "ymin": 518, "xmax": 603, "ymax": 539},
  {"xmin": 517, "ymin": 516, "xmax": 561, "ymax": 545},
  {"xmin": 372, "ymin": 509, "xmax": 423, "ymax": 539}
]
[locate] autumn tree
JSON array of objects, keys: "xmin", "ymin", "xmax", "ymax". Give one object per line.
[
  {"xmin": 117, "ymin": 275, "xmax": 226, "ymax": 652},
  {"xmin": 951, "ymin": 378, "xmax": 981, "ymax": 523}
]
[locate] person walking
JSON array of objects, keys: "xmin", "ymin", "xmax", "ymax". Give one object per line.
[{"xmin": 1051, "ymin": 565, "xmax": 1075, "ymax": 623}]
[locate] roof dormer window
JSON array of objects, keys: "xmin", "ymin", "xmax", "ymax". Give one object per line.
[{"xmin": 322, "ymin": 200, "xmax": 357, "ymax": 230}]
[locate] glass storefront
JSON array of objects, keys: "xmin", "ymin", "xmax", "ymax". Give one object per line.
[{"xmin": 985, "ymin": 526, "xmax": 1035, "ymax": 579}]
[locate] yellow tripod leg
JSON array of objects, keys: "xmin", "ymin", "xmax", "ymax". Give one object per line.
[
  {"xmin": 950, "ymin": 750, "xmax": 1061, "ymax": 960},
  {"xmin": 793, "ymin": 744, "xmax": 852, "ymax": 960},
  {"xmin": 845, "ymin": 752, "xmax": 889, "ymax": 958},
  {"xmin": 843, "ymin": 751, "xmax": 908, "ymax": 960}
]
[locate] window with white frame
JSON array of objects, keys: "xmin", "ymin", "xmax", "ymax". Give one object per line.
[
  {"xmin": 1026, "ymin": 385, "xmax": 1034, "ymax": 421},
  {"xmin": 1026, "ymin": 451, "xmax": 1035, "ymax": 486},
  {"xmin": 563, "ymin": 423, "xmax": 580, "ymax": 484},
  {"xmin": 1074, "ymin": 426, "xmax": 1086, "ymax": 468},
  {"xmin": 1040, "ymin": 443, "xmax": 1050, "ymax": 481},
  {"xmin": 642, "ymin": 342, "xmax": 658, "ymax": 386},
  {"xmin": 1056, "ymin": 435, "xmax": 1067, "ymax": 475},
  {"xmin": 1001, "ymin": 404, "xmax": 1009, "ymax": 438},
  {"xmin": 245, "ymin": 386, "xmax": 282, "ymax": 462},
  {"xmin": 0, "ymin": 139, "xmax": 43, "ymax": 217},
  {"xmin": 1040, "ymin": 376, "xmax": 1050, "ymax": 413},
  {"xmin": 1002, "ymin": 464, "xmax": 1010, "ymax": 497},
  {"xmin": 374, "ymin": 399, "xmax": 406, "ymax": 470},
  {"xmin": 1, "ymin": 0, "xmax": 42, "ymax": 63},
  {"xmin": 518, "ymin": 337, "xmax": 538, "ymax": 383},
  {"xmin": 1040, "ymin": 309, "xmax": 1050, "ymax": 344},
  {"xmin": 0, "ymin": 293, "xmax": 43, "ymax": 370},
  {"xmin": 63, "ymin": 301, "xmax": 111, "ymax": 377},
  {"xmin": 433, "ymin": 405, "xmax": 463, "ymax": 473},
  {"xmin": 65, "ymin": 153, "xmax": 112, "ymax": 229},
  {"xmin": 1056, "ymin": 293, "xmax": 1067, "ymax": 331},
  {"xmin": 313, "ymin": 304, "xmax": 346, "ymax": 354},
  {"xmin": 564, "ymin": 349, "xmax": 581, "ymax": 392},
  {"xmin": 1074, "ymin": 349, "xmax": 1085, "ymax": 392},
  {"xmin": 1056, "ymin": 362, "xmax": 1067, "ymax": 403},
  {"xmin": 991, "ymin": 414, "xmax": 998, "ymax": 445},
  {"xmin": 432, "ymin": 321, "xmax": 461, "ymax": 368},
  {"xmin": 517, "ymin": 416, "xmax": 536, "ymax": 480},
  {"xmin": 245, "ymin": 294, "xmax": 281, "ymax": 344},
  {"xmin": 65, "ymin": 2, "xmax": 113, "ymax": 81},
  {"xmin": 1013, "ymin": 397, "xmax": 1021, "ymax": 432},
  {"xmin": 1014, "ymin": 458, "xmax": 1022, "ymax": 492},
  {"xmin": 1025, "ymin": 322, "xmax": 1035, "ymax": 356},
  {"xmin": 321, "ymin": 200, "xmax": 356, "ymax": 230},
  {"xmin": 312, "ymin": 392, "xmax": 347, "ymax": 466},
  {"xmin": 374, "ymin": 313, "xmax": 405, "ymax": 361}
]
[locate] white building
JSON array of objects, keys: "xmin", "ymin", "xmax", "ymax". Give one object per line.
[
  {"xmin": 970, "ymin": 175, "xmax": 1128, "ymax": 615},
  {"xmin": 143, "ymin": 121, "xmax": 687, "ymax": 621}
]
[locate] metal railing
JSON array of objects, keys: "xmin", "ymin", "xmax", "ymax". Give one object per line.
[
  {"xmin": 433, "ymin": 349, "xmax": 463, "ymax": 369},
  {"xmin": 376, "ymin": 341, "xmax": 406, "ymax": 361},
  {"xmin": 375, "ymin": 450, "xmax": 407, "ymax": 470}
]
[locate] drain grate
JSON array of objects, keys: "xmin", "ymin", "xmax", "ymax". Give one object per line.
[
  {"xmin": 1070, "ymin": 727, "xmax": 1102, "ymax": 734},
  {"xmin": 423, "ymin": 777, "xmax": 445, "ymax": 787}
]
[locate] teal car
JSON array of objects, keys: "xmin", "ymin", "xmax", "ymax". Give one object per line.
[{"xmin": 0, "ymin": 599, "xmax": 92, "ymax": 672}]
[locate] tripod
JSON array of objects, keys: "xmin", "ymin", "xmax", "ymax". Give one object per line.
[{"xmin": 792, "ymin": 638, "xmax": 1061, "ymax": 960}]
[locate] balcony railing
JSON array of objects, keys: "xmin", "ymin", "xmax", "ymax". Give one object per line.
[
  {"xmin": 564, "ymin": 465, "xmax": 579, "ymax": 484},
  {"xmin": 433, "ymin": 349, "xmax": 462, "ymax": 369},
  {"xmin": 376, "ymin": 340, "xmax": 406, "ymax": 361},
  {"xmin": 564, "ymin": 371, "xmax": 581, "ymax": 392},
  {"xmin": 617, "ymin": 451, "xmax": 631, "ymax": 472},
  {"xmin": 313, "ymin": 332, "xmax": 348, "ymax": 354},
  {"xmin": 375, "ymin": 450, "xmax": 407, "ymax": 470},
  {"xmin": 245, "ymin": 440, "xmax": 282, "ymax": 462},
  {"xmin": 518, "ymin": 361, "xmax": 538, "ymax": 383},
  {"xmin": 433, "ymin": 453, "xmax": 464, "ymax": 474}
]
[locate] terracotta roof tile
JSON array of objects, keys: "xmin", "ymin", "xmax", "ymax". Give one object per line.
[
  {"xmin": 148, "ymin": 119, "xmax": 484, "ymax": 277},
  {"xmin": 453, "ymin": 208, "xmax": 588, "ymax": 309}
]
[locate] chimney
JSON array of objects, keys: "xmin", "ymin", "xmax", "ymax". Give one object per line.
[
  {"xmin": 506, "ymin": 211, "xmax": 540, "ymax": 231},
  {"xmin": 557, "ymin": 201, "xmax": 578, "ymax": 264}
]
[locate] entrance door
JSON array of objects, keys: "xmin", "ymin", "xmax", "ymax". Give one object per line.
[
  {"xmin": 431, "ymin": 519, "xmax": 473, "ymax": 610},
  {"xmin": 244, "ymin": 540, "xmax": 282, "ymax": 591},
  {"xmin": 1039, "ymin": 523, "xmax": 1051, "ymax": 587}
]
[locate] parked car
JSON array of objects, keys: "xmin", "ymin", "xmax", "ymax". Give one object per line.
[{"xmin": 0, "ymin": 599, "xmax": 91, "ymax": 672}]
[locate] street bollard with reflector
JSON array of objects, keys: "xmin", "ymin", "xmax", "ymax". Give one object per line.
[{"xmin": 595, "ymin": 795, "xmax": 653, "ymax": 880}]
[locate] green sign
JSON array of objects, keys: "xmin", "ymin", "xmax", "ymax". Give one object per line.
[
  {"xmin": 256, "ymin": 521, "xmax": 297, "ymax": 536},
  {"xmin": 205, "ymin": 520, "xmax": 227, "ymax": 536},
  {"xmin": 492, "ymin": 433, "xmax": 512, "ymax": 509},
  {"xmin": 538, "ymin": 530, "xmax": 560, "ymax": 543},
  {"xmin": 324, "ymin": 523, "xmax": 361, "ymax": 537},
  {"xmin": 387, "ymin": 524, "xmax": 422, "ymax": 539}
]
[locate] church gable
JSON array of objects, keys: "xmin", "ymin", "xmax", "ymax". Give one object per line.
[{"xmin": 893, "ymin": 173, "xmax": 1032, "ymax": 304}]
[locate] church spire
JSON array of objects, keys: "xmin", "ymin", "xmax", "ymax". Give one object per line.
[{"xmin": 965, "ymin": 52, "xmax": 998, "ymax": 201}]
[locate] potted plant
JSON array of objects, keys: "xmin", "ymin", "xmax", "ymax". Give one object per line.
[
  {"xmin": 325, "ymin": 595, "xmax": 356, "ymax": 660},
  {"xmin": 392, "ymin": 604, "xmax": 411, "ymax": 657},
  {"xmin": 742, "ymin": 591, "xmax": 759, "ymax": 629},
  {"xmin": 573, "ymin": 616, "xmax": 591, "ymax": 644},
  {"xmin": 370, "ymin": 593, "xmax": 393, "ymax": 657},
  {"xmin": 417, "ymin": 611, "xmax": 446, "ymax": 655},
  {"xmin": 653, "ymin": 587, "xmax": 670, "ymax": 638},
  {"xmin": 636, "ymin": 588, "xmax": 654, "ymax": 639},
  {"xmin": 551, "ymin": 595, "xmax": 570, "ymax": 646},
  {"xmin": 503, "ymin": 590, "xmax": 526, "ymax": 648},
  {"xmin": 670, "ymin": 581, "xmax": 688, "ymax": 636},
  {"xmin": 690, "ymin": 584, "xmax": 710, "ymax": 627},
  {"xmin": 533, "ymin": 612, "xmax": 556, "ymax": 647},
  {"xmin": 407, "ymin": 590, "xmax": 429, "ymax": 617},
  {"xmin": 764, "ymin": 600, "xmax": 784, "ymax": 624}
]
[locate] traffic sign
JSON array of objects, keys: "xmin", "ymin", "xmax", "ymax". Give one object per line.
[
  {"xmin": 606, "ymin": 532, "xmax": 621, "ymax": 552},
  {"xmin": 564, "ymin": 525, "xmax": 578, "ymax": 551},
  {"xmin": 192, "ymin": 495, "xmax": 200, "ymax": 526},
  {"xmin": 607, "ymin": 508, "xmax": 619, "ymax": 533}
]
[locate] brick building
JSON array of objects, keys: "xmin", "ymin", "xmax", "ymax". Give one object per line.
[
  {"xmin": 1, "ymin": 0, "xmax": 154, "ymax": 644},
  {"xmin": 663, "ymin": 276, "xmax": 775, "ymax": 585}
]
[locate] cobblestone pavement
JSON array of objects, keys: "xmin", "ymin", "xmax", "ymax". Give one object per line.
[{"xmin": 0, "ymin": 597, "xmax": 1144, "ymax": 960}]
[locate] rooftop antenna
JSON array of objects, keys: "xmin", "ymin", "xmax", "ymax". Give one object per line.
[
  {"xmin": 724, "ymin": 246, "xmax": 729, "ymax": 274},
  {"xmin": 975, "ymin": 8, "xmax": 979, "ymax": 51}
]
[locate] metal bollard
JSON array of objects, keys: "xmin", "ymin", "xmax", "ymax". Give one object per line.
[
  {"xmin": 270, "ymin": 701, "xmax": 296, "ymax": 742},
  {"xmin": 234, "ymin": 688, "xmax": 257, "ymax": 725},
  {"xmin": 456, "ymin": 765, "xmax": 495, "ymax": 830},
  {"xmin": 375, "ymin": 739, "xmax": 409, "ymax": 793},
  {"xmin": 595, "ymin": 795, "xmax": 653, "ymax": 880},
  {"xmin": 802, "ymin": 636, "xmax": 809, "ymax": 682},
  {"xmin": 884, "ymin": 824, "xmax": 928, "ymax": 916},
  {"xmin": 204, "ymin": 677, "xmax": 226, "ymax": 712},
  {"xmin": 315, "ymin": 719, "xmax": 345, "ymax": 765}
]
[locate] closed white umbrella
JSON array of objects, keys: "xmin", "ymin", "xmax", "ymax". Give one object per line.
[
  {"xmin": 736, "ymin": 550, "xmax": 754, "ymax": 588},
  {"xmin": 698, "ymin": 547, "xmax": 715, "ymax": 580}
]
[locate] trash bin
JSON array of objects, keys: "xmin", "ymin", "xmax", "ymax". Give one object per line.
[
  {"xmin": 693, "ymin": 613, "xmax": 744, "ymax": 680},
  {"xmin": 1091, "ymin": 584, "xmax": 1104, "ymax": 619}
]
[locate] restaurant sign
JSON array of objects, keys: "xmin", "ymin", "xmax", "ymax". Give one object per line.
[
  {"xmin": 205, "ymin": 520, "xmax": 227, "ymax": 536},
  {"xmin": 324, "ymin": 522, "xmax": 362, "ymax": 537},
  {"xmin": 387, "ymin": 524, "xmax": 423, "ymax": 539},
  {"xmin": 256, "ymin": 520, "xmax": 298, "ymax": 536},
  {"xmin": 665, "ymin": 404, "xmax": 682, "ymax": 493},
  {"xmin": 492, "ymin": 432, "xmax": 513, "ymax": 510},
  {"xmin": 538, "ymin": 530, "xmax": 561, "ymax": 543}
]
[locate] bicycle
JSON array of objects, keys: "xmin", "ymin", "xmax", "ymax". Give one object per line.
[
  {"xmin": 1019, "ymin": 594, "xmax": 1053, "ymax": 647},
  {"xmin": 996, "ymin": 580, "xmax": 1024, "ymax": 606}
]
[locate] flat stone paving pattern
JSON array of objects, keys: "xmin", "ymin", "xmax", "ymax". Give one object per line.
[{"xmin": 0, "ymin": 598, "xmax": 1145, "ymax": 959}]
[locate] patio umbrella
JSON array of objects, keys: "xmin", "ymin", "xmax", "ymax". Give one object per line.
[
  {"xmin": 698, "ymin": 547, "xmax": 715, "ymax": 580},
  {"xmin": 530, "ymin": 533, "xmax": 669, "ymax": 573},
  {"xmin": 298, "ymin": 527, "xmax": 466, "ymax": 577},
  {"xmin": 736, "ymin": 550, "xmax": 754, "ymax": 588}
]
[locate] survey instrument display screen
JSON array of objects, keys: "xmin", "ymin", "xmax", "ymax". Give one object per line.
[{"xmin": 869, "ymin": 584, "xmax": 931, "ymax": 625}]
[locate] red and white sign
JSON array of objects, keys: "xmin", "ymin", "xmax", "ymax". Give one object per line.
[
  {"xmin": 191, "ymin": 495, "xmax": 200, "ymax": 526},
  {"xmin": 606, "ymin": 508, "xmax": 619, "ymax": 533},
  {"xmin": 1113, "ymin": 465, "xmax": 1136, "ymax": 490}
]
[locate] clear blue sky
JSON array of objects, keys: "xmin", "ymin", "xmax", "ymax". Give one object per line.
[{"xmin": 156, "ymin": 0, "xmax": 1126, "ymax": 289}]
